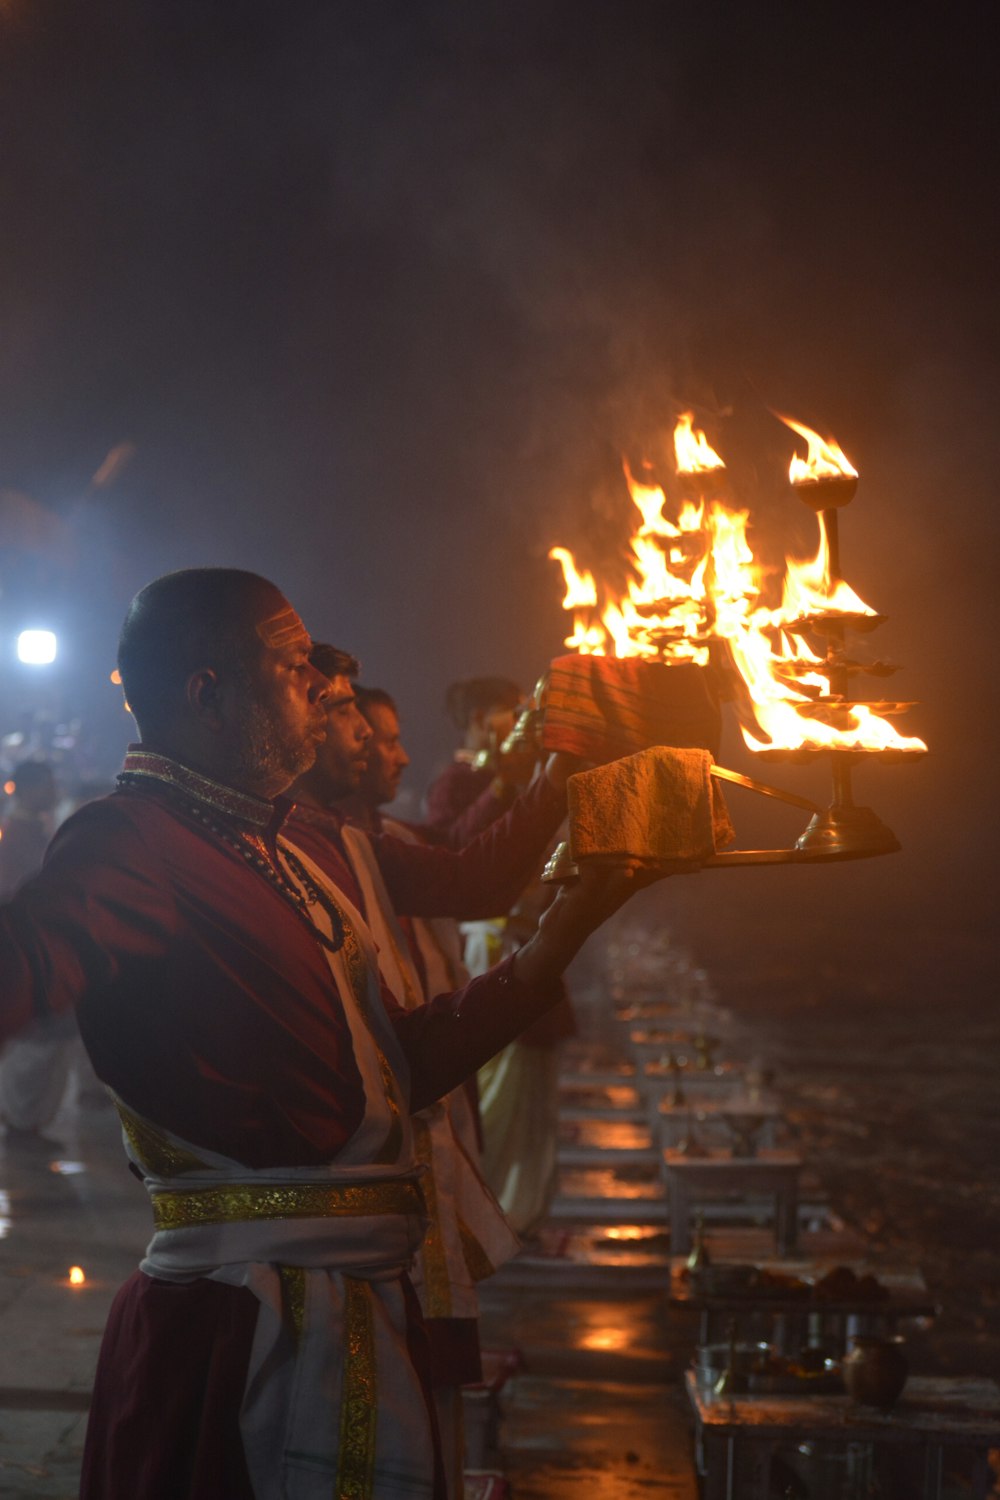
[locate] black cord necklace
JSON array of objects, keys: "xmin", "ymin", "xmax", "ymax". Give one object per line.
[{"xmin": 118, "ymin": 772, "xmax": 346, "ymax": 954}]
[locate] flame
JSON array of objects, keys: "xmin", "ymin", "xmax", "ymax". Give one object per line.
[
  {"xmin": 548, "ymin": 412, "xmax": 927, "ymax": 756},
  {"xmin": 548, "ymin": 547, "xmax": 597, "ymax": 609},
  {"xmin": 548, "ymin": 547, "xmax": 604, "ymax": 653},
  {"xmin": 110, "ymin": 669, "xmax": 122, "ymax": 685},
  {"xmin": 779, "ymin": 413, "xmax": 858, "ymax": 484},
  {"xmin": 68, "ymin": 1266, "xmax": 86, "ymax": 1285},
  {"xmin": 769, "ymin": 514, "xmax": 877, "ymax": 628},
  {"xmin": 674, "ymin": 412, "xmax": 726, "ymax": 474}
]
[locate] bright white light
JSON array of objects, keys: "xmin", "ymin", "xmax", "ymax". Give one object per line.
[{"xmin": 16, "ymin": 630, "xmax": 58, "ymax": 666}]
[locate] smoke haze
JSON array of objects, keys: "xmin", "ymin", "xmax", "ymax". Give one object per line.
[{"xmin": 1, "ymin": 0, "xmax": 996, "ymax": 1006}]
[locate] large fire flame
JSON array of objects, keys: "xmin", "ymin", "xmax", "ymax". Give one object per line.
[{"xmin": 548, "ymin": 413, "xmax": 926, "ymax": 755}]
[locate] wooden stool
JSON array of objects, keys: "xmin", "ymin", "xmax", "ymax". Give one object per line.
[{"xmin": 663, "ymin": 1149, "xmax": 802, "ymax": 1255}]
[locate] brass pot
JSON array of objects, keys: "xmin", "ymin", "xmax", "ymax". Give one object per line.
[{"xmin": 842, "ymin": 1335, "xmax": 908, "ymax": 1410}]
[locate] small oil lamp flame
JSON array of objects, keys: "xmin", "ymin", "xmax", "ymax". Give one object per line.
[
  {"xmin": 780, "ymin": 413, "xmax": 858, "ymax": 483},
  {"xmin": 778, "ymin": 412, "xmax": 858, "ymax": 510},
  {"xmin": 68, "ymin": 1266, "xmax": 86, "ymax": 1286}
]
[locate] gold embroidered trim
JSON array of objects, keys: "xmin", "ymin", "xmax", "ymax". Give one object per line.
[
  {"xmin": 371, "ymin": 1047, "xmax": 405, "ymax": 1165},
  {"xmin": 119, "ymin": 750, "xmax": 274, "ymax": 827},
  {"xmin": 116, "ymin": 1103, "xmax": 209, "ymax": 1178},
  {"xmin": 240, "ymin": 830, "xmax": 272, "ymax": 863},
  {"xmin": 458, "ymin": 1215, "xmax": 496, "ymax": 1283},
  {"xmin": 278, "ymin": 1264, "xmax": 306, "ymax": 1343},
  {"xmin": 337, "ymin": 1276, "xmax": 378, "ymax": 1499},
  {"xmin": 339, "ymin": 914, "xmax": 370, "ymax": 1012},
  {"xmin": 378, "ymin": 919, "xmax": 422, "ymax": 1010},
  {"xmin": 150, "ymin": 1178, "xmax": 423, "ymax": 1232},
  {"xmin": 412, "ymin": 1118, "xmax": 452, "ymax": 1318}
]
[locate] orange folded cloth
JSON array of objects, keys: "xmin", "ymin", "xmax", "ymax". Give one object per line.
[
  {"xmin": 540, "ymin": 655, "xmax": 721, "ymax": 763},
  {"xmin": 567, "ymin": 747, "xmax": 735, "ymax": 866}
]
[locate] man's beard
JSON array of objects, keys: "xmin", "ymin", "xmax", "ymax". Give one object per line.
[{"xmin": 232, "ymin": 694, "xmax": 315, "ymax": 794}]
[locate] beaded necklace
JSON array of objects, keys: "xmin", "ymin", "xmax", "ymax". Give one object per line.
[{"xmin": 117, "ymin": 771, "xmax": 346, "ymax": 954}]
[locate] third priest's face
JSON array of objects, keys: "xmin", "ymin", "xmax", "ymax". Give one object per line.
[{"xmin": 361, "ymin": 702, "xmax": 410, "ymax": 806}]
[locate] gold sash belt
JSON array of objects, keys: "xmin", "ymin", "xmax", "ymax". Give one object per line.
[{"xmin": 151, "ymin": 1178, "xmax": 424, "ymax": 1232}]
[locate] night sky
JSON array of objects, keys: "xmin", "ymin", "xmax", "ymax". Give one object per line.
[{"xmin": 1, "ymin": 2, "xmax": 997, "ymax": 1008}]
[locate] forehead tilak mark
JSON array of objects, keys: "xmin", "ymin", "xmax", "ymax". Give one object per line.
[{"xmin": 256, "ymin": 606, "xmax": 310, "ymax": 649}]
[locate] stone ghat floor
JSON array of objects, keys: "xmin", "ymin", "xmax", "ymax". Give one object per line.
[
  {"xmin": 0, "ymin": 1092, "xmax": 147, "ymax": 1499},
  {"xmin": 5, "ymin": 985, "xmax": 998, "ymax": 1497},
  {"xmin": 476, "ymin": 1280, "xmax": 698, "ymax": 1499}
]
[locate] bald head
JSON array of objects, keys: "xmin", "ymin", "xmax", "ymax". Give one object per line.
[
  {"xmin": 118, "ymin": 568, "xmax": 294, "ymax": 736},
  {"xmin": 116, "ymin": 568, "xmax": 330, "ymax": 797}
]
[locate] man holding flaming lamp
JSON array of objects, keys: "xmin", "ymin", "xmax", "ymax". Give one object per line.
[{"xmin": 0, "ymin": 567, "xmax": 658, "ymax": 1500}]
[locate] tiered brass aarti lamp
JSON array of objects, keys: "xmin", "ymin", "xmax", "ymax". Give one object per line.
[
  {"xmin": 744, "ymin": 429, "xmax": 923, "ymax": 863},
  {"xmin": 541, "ymin": 412, "xmax": 927, "ymax": 877}
]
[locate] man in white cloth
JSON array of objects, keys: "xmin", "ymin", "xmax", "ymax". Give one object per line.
[{"xmin": 297, "ymin": 678, "xmax": 515, "ymax": 1496}]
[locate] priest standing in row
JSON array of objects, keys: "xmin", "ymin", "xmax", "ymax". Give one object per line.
[
  {"xmin": 0, "ymin": 568, "xmax": 657, "ymax": 1500},
  {"xmin": 291, "ymin": 672, "xmax": 514, "ymax": 1496}
]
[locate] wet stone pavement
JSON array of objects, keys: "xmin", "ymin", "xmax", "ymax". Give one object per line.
[
  {"xmin": 5, "ymin": 954, "xmax": 995, "ymax": 1498},
  {"xmin": 0, "ymin": 1088, "xmax": 148, "ymax": 1500},
  {"xmin": 476, "ymin": 1280, "xmax": 697, "ymax": 1499}
]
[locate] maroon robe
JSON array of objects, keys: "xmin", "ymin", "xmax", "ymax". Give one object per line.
[
  {"xmin": 423, "ymin": 760, "xmax": 575, "ymax": 1048},
  {"xmin": 0, "ymin": 756, "xmax": 565, "ymax": 1500},
  {"xmin": 423, "ymin": 758, "xmax": 515, "ymax": 848}
]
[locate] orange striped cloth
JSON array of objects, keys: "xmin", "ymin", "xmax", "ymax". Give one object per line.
[{"xmin": 539, "ymin": 655, "xmax": 721, "ymax": 763}]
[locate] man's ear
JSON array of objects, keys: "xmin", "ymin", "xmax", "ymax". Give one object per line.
[{"xmin": 185, "ymin": 668, "xmax": 226, "ymax": 730}]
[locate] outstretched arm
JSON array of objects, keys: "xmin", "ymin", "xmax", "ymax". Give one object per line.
[
  {"xmin": 390, "ymin": 859, "xmax": 660, "ymax": 1109},
  {"xmin": 373, "ymin": 755, "xmax": 578, "ymax": 920}
]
